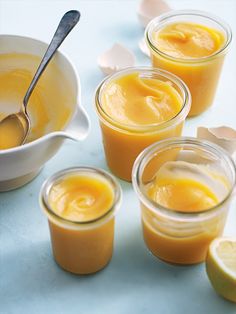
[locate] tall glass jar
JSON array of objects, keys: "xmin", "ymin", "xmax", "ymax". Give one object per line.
[
  {"xmin": 40, "ymin": 167, "xmax": 122, "ymax": 274},
  {"xmin": 145, "ymin": 10, "xmax": 232, "ymax": 116},
  {"xmin": 132, "ymin": 137, "xmax": 235, "ymax": 265},
  {"xmin": 95, "ymin": 67, "xmax": 191, "ymax": 181}
]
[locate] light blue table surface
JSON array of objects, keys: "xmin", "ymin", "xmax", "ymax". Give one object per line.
[{"xmin": 1, "ymin": 1, "xmax": 236, "ymax": 313}]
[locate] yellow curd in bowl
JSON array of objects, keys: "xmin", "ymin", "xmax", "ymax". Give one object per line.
[
  {"xmin": 146, "ymin": 12, "xmax": 231, "ymax": 116},
  {"xmin": 0, "ymin": 53, "xmax": 74, "ymax": 150},
  {"xmin": 96, "ymin": 69, "xmax": 190, "ymax": 181},
  {"xmin": 41, "ymin": 168, "xmax": 121, "ymax": 275}
]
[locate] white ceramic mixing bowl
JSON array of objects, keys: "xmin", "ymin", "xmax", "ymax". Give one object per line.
[{"xmin": 0, "ymin": 35, "xmax": 90, "ymax": 191}]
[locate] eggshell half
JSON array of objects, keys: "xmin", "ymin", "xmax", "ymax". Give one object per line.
[
  {"xmin": 197, "ymin": 126, "xmax": 236, "ymax": 155},
  {"xmin": 98, "ymin": 43, "xmax": 135, "ymax": 75},
  {"xmin": 137, "ymin": 0, "xmax": 171, "ymax": 28}
]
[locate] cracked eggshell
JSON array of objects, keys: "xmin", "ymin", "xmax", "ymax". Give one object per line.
[
  {"xmin": 97, "ymin": 43, "xmax": 135, "ymax": 75},
  {"xmin": 137, "ymin": 0, "xmax": 171, "ymax": 28},
  {"xmin": 197, "ymin": 126, "xmax": 236, "ymax": 155},
  {"xmin": 139, "ymin": 37, "xmax": 150, "ymax": 57}
]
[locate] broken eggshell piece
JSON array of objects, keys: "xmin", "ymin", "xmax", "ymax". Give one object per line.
[
  {"xmin": 197, "ymin": 126, "xmax": 236, "ymax": 156},
  {"xmin": 98, "ymin": 43, "xmax": 135, "ymax": 75},
  {"xmin": 137, "ymin": 0, "xmax": 171, "ymax": 28}
]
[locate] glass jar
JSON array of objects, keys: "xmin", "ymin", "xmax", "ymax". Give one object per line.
[
  {"xmin": 95, "ymin": 67, "xmax": 191, "ymax": 181},
  {"xmin": 145, "ymin": 10, "xmax": 232, "ymax": 116},
  {"xmin": 132, "ymin": 137, "xmax": 235, "ymax": 265},
  {"xmin": 40, "ymin": 167, "xmax": 122, "ymax": 274}
]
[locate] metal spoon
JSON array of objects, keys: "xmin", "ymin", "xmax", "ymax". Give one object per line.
[{"xmin": 0, "ymin": 10, "xmax": 80, "ymax": 149}]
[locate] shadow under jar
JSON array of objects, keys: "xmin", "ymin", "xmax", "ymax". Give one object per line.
[
  {"xmin": 40, "ymin": 167, "xmax": 122, "ymax": 275},
  {"xmin": 145, "ymin": 10, "xmax": 232, "ymax": 116},
  {"xmin": 132, "ymin": 137, "xmax": 236, "ymax": 265},
  {"xmin": 95, "ymin": 67, "xmax": 191, "ymax": 182}
]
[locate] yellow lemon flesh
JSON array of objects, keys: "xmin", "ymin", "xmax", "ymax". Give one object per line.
[{"xmin": 206, "ymin": 237, "xmax": 236, "ymax": 303}]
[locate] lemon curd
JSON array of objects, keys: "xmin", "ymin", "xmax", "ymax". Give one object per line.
[
  {"xmin": 141, "ymin": 161, "xmax": 230, "ymax": 264},
  {"xmin": 42, "ymin": 169, "xmax": 120, "ymax": 275},
  {"xmin": 102, "ymin": 73, "xmax": 182, "ymax": 126},
  {"xmin": 146, "ymin": 13, "xmax": 230, "ymax": 116},
  {"xmin": 146, "ymin": 162, "xmax": 220, "ymax": 212},
  {"xmin": 153, "ymin": 22, "xmax": 225, "ymax": 59},
  {"xmin": 96, "ymin": 69, "xmax": 190, "ymax": 181},
  {"xmin": 49, "ymin": 174, "xmax": 114, "ymax": 222},
  {"xmin": 0, "ymin": 53, "xmax": 73, "ymax": 149}
]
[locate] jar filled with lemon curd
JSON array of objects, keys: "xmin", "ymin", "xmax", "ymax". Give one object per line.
[
  {"xmin": 95, "ymin": 67, "xmax": 191, "ymax": 182},
  {"xmin": 40, "ymin": 167, "xmax": 121, "ymax": 275},
  {"xmin": 132, "ymin": 137, "xmax": 236, "ymax": 265},
  {"xmin": 145, "ymin": 10, "xmax": 232, "ymax": 116}
]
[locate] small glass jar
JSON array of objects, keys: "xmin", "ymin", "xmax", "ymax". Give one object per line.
[
  {"xmin": 132, "ymin": 137, "xmax": 236, "ymax": 265},
  {"xmin": 40, "ymin": 167, "xmax": 122, "ymax": 275},
  {"xmin": 95, "ymin": 67, "xmax": 191, "ymax": 182},
  {"xmin": 145, "ymin": 10, "xmax": 232, "ymax": 116}
]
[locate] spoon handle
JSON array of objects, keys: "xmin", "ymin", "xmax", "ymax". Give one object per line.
[{"xmin": 23, "ymin": 10, "xmax": 80, "ymax": 109}]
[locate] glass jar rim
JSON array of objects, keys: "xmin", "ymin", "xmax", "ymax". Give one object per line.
[
  {"xmin": 132, "ymin": 137, "xmax": 236, "ymax": 221},
  {"xmin": 145, "ymin": 9, "xmax": 232, "ymax": 64},
  {"xmin": 95, "ymin": 66, "xmax": 191, "ymax": 134},
  {"xmin": 40, "ymin": 167, "xmax": 122, "ymax": 227}
]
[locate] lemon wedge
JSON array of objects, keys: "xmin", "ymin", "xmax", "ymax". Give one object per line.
[{"xmin": 206, "ymin": 237, "xmax": 236, "ymax": 302}]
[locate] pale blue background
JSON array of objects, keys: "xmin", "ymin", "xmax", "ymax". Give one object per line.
[{"xmin": 0, "ymin": 1, "xmax": 236, "ymax": 313}]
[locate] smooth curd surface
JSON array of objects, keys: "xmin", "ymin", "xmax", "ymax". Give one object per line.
[
  {"xmin": 146, "ymin": 161, "xmax": 220, "ymax": 212},
  {"xmin": 0, "ymin": 53, "xmax": 73, "ymax": 149},
  {"xmin": 153, "ymin": 22, "xmax": 225, "ymax": 59},
  {"xmin": 149, "ymin": 21, "xmax": 227, "ymax": 116},
  {"xmin": 98, "ymin": 72, "xmax": 185, "ymax": 181},
  {"xmin": 48, "ymin": 174, "xmax": 114, "ymax": 222},
  {"xmin": 47, "ymin": 172, "xmax": 116, "ymax": 274},
  {"xmin": 142, "ymin": 161, "xmax": 230, "ymax": 264},
  {"xmin": 101, "ymin": 73, "xmax": 182, "ymax": 125}
]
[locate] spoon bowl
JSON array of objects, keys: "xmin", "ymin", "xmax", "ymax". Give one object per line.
[{"xmin": 0, "ymin": 109, "xmax": 30, "ymax": 149}]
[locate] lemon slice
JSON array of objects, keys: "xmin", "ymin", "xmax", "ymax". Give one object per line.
[{"xmin": 206, "ymin": 237, "xmax": 236, "ymax": 303}]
